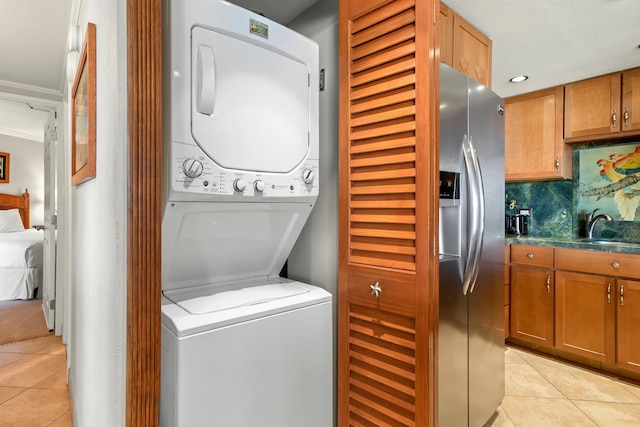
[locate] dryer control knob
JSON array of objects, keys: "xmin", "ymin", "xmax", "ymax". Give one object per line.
[
  {"xmin": 233, "ymin": 179, "xmax": 247, "ymax": 193},
  {"xmin": 182, "ymin": 158, "xmax": 203, "ymax": 178},
  {"xmin": 254, "ymin": 180, "xmax": 266, "ymax": 192},
  {"xmin": 302, "ymin": 168, "xmax": 314, "ymax": 184}
]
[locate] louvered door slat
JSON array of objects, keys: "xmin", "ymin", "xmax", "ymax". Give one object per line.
[
  {"xmin": 350, "ymin": 199, "xmax": 416, "ymax": 209},
  {"xmin": 351, "ymin": 105, "xmax": 416, "ymax": 127},
  {"xmin": 351, "ymin": 152, "xmax": 415, "ymax": 167},
  {"xmin": 350, "ymin": 0, "xmax": 415, "ymax": 34},
  {"xmin": 350, "ymin": 390, "xmax": 416, "ymax": 426},
  {"xmin": 352, "ymin": 74, "xmax": 416, "ymax": 101},
  {"xmin": 351, "ymin": 214, "xmax": 415, "ymax": 224},
  {"xmin": 351, "ymin": 168, "xmax": 416, "ymax": 181},
  {"xmin": 352, "ymin": 25, "xmax": 416, "ymax": 60},
  {"xmin": 352, "ymin": 42, "xmax": 416, "ymax": 74},
  {"xmin": 350, "ymin": 375, "xmax": 416, "ymax": 413},
  {"xmin": 351, "ymin": 135, "xmax": 415, "ymax": 153},
  {"xmin": 351, "ymin": 242, "xmax": 416, "ymax": 255},
  {"xmin": 348, "ymin": 304, "xmax": 417, "ymax": 426},
  {"xmin": 352, "ymin": 9, "xmax": 416, "ymax": 47},
  {"xmin": 352, "ymin": 87, "xmax": 416, "ymax": 114},
  {"xmin": 350, "ymin": 228, "xmax": 415, "ymax": 239}
]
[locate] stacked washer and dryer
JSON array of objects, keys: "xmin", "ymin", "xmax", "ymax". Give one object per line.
[{"xmin": 160, "ymin": 1, "xmax": 332, "ymax": 426}]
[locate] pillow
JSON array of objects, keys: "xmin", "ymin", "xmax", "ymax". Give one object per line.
[{"xmin": 0, "ymin": 209, "xmax": 26, "ymax": 232}]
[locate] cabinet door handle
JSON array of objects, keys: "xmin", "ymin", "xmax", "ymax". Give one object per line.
[
  {"xmin": 607, "ymin": 282, "xmax": 611, "ymax": 303},
  {"xmin": 612, "ymin": 109, "xmax": 617, "ymax": 128},
  {"xmin": 370, "ymin": 282, "xmax": 382, "ymax": 298},
  {"xmin": 555, "ymin": 156, "xmax": 560, "ymax": 172},
  {"xmin": 624, "ymin": 106, "xmax": 630, "ymax": 127},
  {"xmin": 620, "ymin": 283, "xmax": 624, "ymax": 307},
  {"xmin": 613, "ymin": 262, "xmax": 620, "ymax": 269},
  {"xmin": 527, "ymin": 253, "xmax": 534, "ymax": 259},
  {"xmin": 546, "ymin": 274, "xmax": 551, "ymax": 293}
]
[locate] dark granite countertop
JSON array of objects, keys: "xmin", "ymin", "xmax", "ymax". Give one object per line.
[{"xmin": 505, "ymin": 236, "xmax": 640, "ymax": 255}]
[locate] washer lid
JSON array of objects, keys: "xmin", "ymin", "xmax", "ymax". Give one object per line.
[
  {"xmin": 161, "ymin": 201, "xmax": 314, "ymax": 292},
  {"xmin": 173, "ymin": 282, "xmax": 309, "ymax": 315},
  {"xmin": 191, "ymin": 26, "xmax": 311, "ymax": 173}
]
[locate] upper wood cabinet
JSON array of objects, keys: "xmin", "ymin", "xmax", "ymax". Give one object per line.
[
  {"xmin": 565, "ymin": 68, "xmax": 640, "ymax": 141},
  {"xmin": 439, "ymin": 2, "xmax": 492, "ymax": 88},
  {"xmin": 505, "ymin": 86, "xmax": 571, "ymax": 181},
  {"xmin": 339, "ymin": 0, "xmax": 439, "ymax": 425},
  {"xmin": 439, "ymin": 2, "xmax": 453, "ymax": 66}
]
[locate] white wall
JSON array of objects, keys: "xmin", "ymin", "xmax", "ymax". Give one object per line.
[
  {"xmin": 0, "ymin": 134, "xmax": 45, "ymax": 226},
  {"xmin": 286, "ymin": 0, "xmax": 339, "ymax": 421},
  {"xmin": 287, "ymin": 0, "xmax": 339, "ymax": 310},
  {"xmin": 67, "ymin": 0, "xmax": 128, "ymax": 425}
]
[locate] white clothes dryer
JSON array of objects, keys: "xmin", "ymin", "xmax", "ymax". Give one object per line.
[{"xmin": 160, "ymin": 1, "xmax": 331, "ymax": 426}]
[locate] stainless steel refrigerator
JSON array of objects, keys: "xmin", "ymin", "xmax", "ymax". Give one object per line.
[{"xmin": 438, "ymin": 64, "xmax": 505, "ymax": 427}]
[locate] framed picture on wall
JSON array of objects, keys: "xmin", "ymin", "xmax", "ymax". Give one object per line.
[
  {"xmin": 0, "ymin": 152, "xmax": 9, "ymax": 183},
  {"xmin": 71, "ymin": 22, "xmax": 97, "ymax": 186}
]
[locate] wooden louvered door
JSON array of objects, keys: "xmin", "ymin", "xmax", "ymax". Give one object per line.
[{"xmin": 338, "ymin": 0, "xmax": 438, "ymax": 426}]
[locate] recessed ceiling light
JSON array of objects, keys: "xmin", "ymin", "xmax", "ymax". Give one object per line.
[{"xmin": 509, "ymin": 75, "xmax": 528, "ymax": 83}]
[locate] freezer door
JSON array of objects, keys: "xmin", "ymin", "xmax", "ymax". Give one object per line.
[{"xmin": 438, "ymin": 64, "xmax": 470, "ymax": 427}]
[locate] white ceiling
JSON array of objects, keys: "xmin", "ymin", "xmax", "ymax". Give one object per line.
[
  {"xmin": 0, "ymin": 0, "xmax": 638, "ymax": 142},
  {"xmin": 0, "ymin": 0, "xmax": 73, "ymax": 143},
  {"xmin": 445, "ymin": 0, "xmax": 640, "ymax": 98}
]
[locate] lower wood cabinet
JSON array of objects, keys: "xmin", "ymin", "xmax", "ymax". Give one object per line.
[
  {"xmin": 509, "ymin": 245, "xmax": 640, "ymax": 378},
  {"xmin": 510, "ymin": 265, "xmax": 554, "ymax": 346},
  {"xmin": 555, "ymin": 271, "xmax": 615, "ymax": 364},
  {"xmin": 617, "ymin": 279, "xmax": 640, "ymax": 374}
]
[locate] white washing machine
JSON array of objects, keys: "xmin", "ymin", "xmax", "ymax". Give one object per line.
[{"xmin": 160, "ymin": 1, "xmax": 331, "ymax": 426}]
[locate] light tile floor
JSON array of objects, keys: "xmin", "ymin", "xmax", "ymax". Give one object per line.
[
  {"xmin": 1, "ymin": 337, "xmax": 638, "ymax": 426},
  {"xmin": 0, "ymin": 335, "xmax": 71, "ymax": 426},
  {"xmin": 487, "ymin": 346, "xmax": 640, "ymax": 427}
]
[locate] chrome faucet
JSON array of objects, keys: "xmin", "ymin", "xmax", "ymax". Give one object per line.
[{"xmin": 586, "ymin": 208, "xmax": 613, "ymax": 239}]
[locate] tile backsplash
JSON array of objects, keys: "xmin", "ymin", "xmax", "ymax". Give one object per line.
[{"xmin": 505, "ymin": 139, "xmax": 640, "ymax": 241}]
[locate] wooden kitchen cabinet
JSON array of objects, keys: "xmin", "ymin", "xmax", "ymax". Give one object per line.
[
  {"xmin": 554, "ymin": 271, "xmax": 615, "ymax": 364},
  {"xmin": 439, "ymin": 2, "xmax": 453, "ymax": 66},
  {"xmin": 556, "ymin": 247, "xmax": 640, "ymax": 375},
  {"xmin": 439, "ymin": 2, "xmax": 492, "ymax": 88},
  {"xmin": 510, "ymin": 265, "xmax": 555, "ymax": 346},
  {"xmin": 339, "ymin": 0, "xmax": 439, "ymax": 425},
  {"xmin": 509, "ymin": 245, "xmax": 555, "ymax": 346},
  {"xmin": 504, "ymin": 245, "xmax": 510, "ymax": 338},
  {"xmin": 505, "ymin": 86, "xmax": 571, "ymax": 181},
  {"xmin": 564, "ymin": 68, "xmax": 640, "ymax": 141},
  {"xmin": 617, "ymin": 279, "xmax": 640, "ymax": 374}
]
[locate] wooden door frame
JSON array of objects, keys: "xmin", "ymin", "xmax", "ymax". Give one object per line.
[{"xmin": 126, "ymin": 0, "xmax": 162, "ymax": 424}]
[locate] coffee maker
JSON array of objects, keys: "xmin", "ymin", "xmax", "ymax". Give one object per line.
[{"xmin": 505, "ymin": 208, "xmax": 531, "ymax": 235}]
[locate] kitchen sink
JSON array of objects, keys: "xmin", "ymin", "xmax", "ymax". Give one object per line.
[{"xmin": 578, "ymin": 238, "xmax": 640, "ymax": 248}]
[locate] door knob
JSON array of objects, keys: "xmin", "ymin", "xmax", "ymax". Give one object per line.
[{"xmin": 370, "ymin": 282, "xmax": 382, "ymax": 298}]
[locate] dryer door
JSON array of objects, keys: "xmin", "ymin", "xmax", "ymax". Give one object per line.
[{"xmin": 191, "ymin": 26, "xmax": 311, "ymax": 174}]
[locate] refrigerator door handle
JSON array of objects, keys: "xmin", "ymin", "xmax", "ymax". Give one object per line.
[{"xmin": 461, "ymin": 135, "xmax": 485, "ymax": 295}]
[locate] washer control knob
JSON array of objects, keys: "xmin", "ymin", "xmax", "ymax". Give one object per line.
[
  {"xmin": 182, "ymin": 158, "xmax": 203, "ymax": 178},
  {"xmin": 302, "ymin": 168, "xmax": 314, "ymax": 184},
  {"xmin": 233, "ymin": 179, "xmax": 247, "ymax": 193},
  {"xmin": 254, "ymin": 180, "xmax": 266, "ymax": 192}
]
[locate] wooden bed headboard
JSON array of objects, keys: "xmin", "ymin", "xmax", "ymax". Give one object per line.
[{"xmin": 0, "ymin": 190, "xmax": 30, "ymax": 229}]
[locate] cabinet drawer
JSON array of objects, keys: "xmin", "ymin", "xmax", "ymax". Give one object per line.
[
  {"xmin": 347, "ymin": 266, "xmax": 416, "ymax": 317},
  {"xmin": 555, "ymin": 247, "xmax": 640, "ymax": 279},
  {"xmin": 510, "ymin": 245, "xmax": 554, "ymax": 267}
]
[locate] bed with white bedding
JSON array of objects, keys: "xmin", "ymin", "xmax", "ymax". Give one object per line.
[{"xmin": 0, "ymin": 191, "xmax": 44, "ymax": 300}]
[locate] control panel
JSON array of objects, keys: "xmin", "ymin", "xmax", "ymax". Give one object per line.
[{"xmin": 170, "ymin": 142, "xmax": 318, "ymax": 198}]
